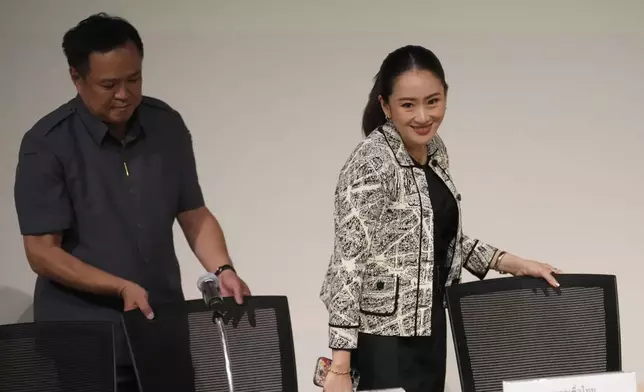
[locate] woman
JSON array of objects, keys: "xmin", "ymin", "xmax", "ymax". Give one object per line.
[{"xmin": 319, "ymin": 45, "xmax": 561, "ymax": 392}]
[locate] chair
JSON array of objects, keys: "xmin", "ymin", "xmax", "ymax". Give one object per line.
[
  {"xmin": 0, "ymin": 320, "xmax": 116, "ymax": 392},
  {"xmin": 122, "ymin": 295, "xmax": 298, "ymax": 392},
  {"xmin": 445, "ymin": 274, "xmax": 621, "ymax": 392}
]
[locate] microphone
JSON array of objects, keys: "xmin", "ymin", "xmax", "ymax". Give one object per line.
[{"xmin": 197, "ymin": 272, "xmax": 223, "ymax": 307}]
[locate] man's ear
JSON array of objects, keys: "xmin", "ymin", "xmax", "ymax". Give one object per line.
[{"xmin": 69, "ymin": 67, "xmax": 83, "ymax": 86}]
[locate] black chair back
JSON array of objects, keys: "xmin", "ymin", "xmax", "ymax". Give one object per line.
[
  {"xmin": 0, "ymin": 320, "xmax": 115, "ymax": 392},
  {"xmin": 445, "ymin": 274, "xmax": 621, "ymax": 392},
  {"xmin": 122, "ymin": 295, "xmax": 298, "ymax": 392}
]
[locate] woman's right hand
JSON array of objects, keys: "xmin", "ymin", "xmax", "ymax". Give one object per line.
[{"xmin": 323, "ymin": 371, "xmax": 353, "ymax": 392}]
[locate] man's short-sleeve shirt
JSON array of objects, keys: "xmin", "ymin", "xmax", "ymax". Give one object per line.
[{"xmin": 14, "ymin": 95, "xmax": 204, "ymax": 328}]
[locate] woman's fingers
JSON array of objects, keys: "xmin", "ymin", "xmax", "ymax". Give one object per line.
[{"xmin": 542, "ymin": 267, "xmax": 560, "ymax": 288}]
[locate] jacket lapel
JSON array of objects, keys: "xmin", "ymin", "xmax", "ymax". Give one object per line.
[
  {"xmin": 378, "ymin": 122, "xmax": 464, "ymax": 285},
  {"xmin": 379, "ymin": 122, "xmax": 460, "ymax": 201},
  {"xmin": 378, "ymin": 122, "xmax": 415, "ymax": 168}
]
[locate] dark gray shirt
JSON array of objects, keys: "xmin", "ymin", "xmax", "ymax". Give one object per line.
[{"xmin": 14, "ymin": 95, "xmax": 204, "ymax": 364}]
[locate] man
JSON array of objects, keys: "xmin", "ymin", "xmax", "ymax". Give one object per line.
[{"xmin": 13, "ymin": 13, "xmax": 250, "ymax": 391}]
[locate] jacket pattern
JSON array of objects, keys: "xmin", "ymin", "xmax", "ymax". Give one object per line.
[{"xmin": 319, "ymin": 123, "xmax": 498, "ymax": 349}]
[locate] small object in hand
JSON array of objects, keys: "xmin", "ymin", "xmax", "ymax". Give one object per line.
[{"xmin": 313, "ymin": 357, "xmax": 332, "ymax": 387}]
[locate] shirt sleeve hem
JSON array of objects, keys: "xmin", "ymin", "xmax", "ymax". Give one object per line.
[
  {"xmin": 19, "ymin": 224, "xmax": 70, "ymax": 237},
  {"xmin": 176, "ymin": 199, "xmax": 206, "ymax": 215}
]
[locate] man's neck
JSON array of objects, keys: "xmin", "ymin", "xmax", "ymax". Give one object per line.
[{"xmin": 108, "ymin": 123, "xmax": 127, "ymax": 141}]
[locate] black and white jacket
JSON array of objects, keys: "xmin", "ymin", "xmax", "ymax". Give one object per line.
[{"xmin": 319, "ymin": 123, "xmax": 498, "ymax": 350}]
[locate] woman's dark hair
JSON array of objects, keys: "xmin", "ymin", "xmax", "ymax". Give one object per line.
[
  {"xmin": 62, "ymin": 13, "xmax": 144, "ymax": 77},
  {"xmin": 362, "ymin": 45, "xmax": 448, "ymax": 136}
]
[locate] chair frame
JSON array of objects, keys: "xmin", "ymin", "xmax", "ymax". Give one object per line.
[{"xmin": 445, "ymin": 274, "xmax": 621, "ymax": 392}]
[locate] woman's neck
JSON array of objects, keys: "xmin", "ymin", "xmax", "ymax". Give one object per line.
[{"xmin": 406, "ymin": 144, "xmax": 428, "ymax": 165}]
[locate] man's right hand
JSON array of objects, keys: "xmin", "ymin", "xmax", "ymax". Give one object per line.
[{"xmin": 119, "ymin": 281, "xmax": 154, "ymax": 320}]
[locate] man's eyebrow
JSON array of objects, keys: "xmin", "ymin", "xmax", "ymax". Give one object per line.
[{"xmin": 99, "ymin": 71, "xmax": 141, "ymax": 83}]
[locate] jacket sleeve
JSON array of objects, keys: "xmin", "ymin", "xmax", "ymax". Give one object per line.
[
  {"xmin": 319, "ymin": 155, "xmax": 388, "ymax": 350},
  {"xmin": 431, "ymin": 134, "xmax": 499, "ymax": 280},
  {"xmin": 461, "ymin": 234, "xmax": 498, "ymax": 279}
]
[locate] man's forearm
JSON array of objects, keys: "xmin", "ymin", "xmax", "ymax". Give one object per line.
[
  {"xmin": 178, "ymin": 206, "xmax": 233, "ymax": 272},
  {"xmin": 25, "ymin": 237, "xmax": 127, "ymax": 296}
]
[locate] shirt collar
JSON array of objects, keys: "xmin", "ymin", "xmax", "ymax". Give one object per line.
[{"xmin": 71, "ymin": 95, "xmax": 144, "ymax": 145}]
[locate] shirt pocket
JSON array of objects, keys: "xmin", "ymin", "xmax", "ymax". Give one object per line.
[{"xmin": 359, "ymin": 274, "xmax": 399, "ymax": 316}]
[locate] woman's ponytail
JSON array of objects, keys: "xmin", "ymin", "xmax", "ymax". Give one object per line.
[{"xmin": 361, "ymin": 72, "xmax": 386, "ymax": 137}]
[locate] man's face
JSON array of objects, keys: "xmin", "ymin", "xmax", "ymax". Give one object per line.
[{"xmin": 72, "ymin": 41, "xmax": 143, "ymax": 125}]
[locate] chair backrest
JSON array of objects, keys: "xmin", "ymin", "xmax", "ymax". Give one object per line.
[
  {"xmin": 445, "ymin": 274, "xmax": 621, "ymax": 392},
  {"xmin": 122, "ymin": 295, "xmax": 298, "ymax": 392},
  {"xmin": 0, "ymin": 320, "xmax": 115, "ymax": 392}
]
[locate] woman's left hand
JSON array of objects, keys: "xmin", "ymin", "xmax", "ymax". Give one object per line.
[
  {"xmin": 515, "ymin": 259, "xmax": 562, "ymax": 287},
  {"xmin": 499, "ymin": 253, "xmax": 562, "ymax": 288}
]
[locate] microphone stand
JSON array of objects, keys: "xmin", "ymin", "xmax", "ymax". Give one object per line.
[
  {"xmin": 198, "ymin": 273, "xmax": 235, "ymax": 392},
  {"xmin": 212, "ymin": 306, "xmax": 234, "ymax": 392}
]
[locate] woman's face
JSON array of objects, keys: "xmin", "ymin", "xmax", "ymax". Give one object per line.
[{"xmin": 379, "ymin": 69, "xmax": 447, "ymax": 151}]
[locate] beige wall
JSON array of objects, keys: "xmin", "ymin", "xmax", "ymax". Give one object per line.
[{"xmin": 1, "ymin": 1, "xmax": 642, "ymax": 390}]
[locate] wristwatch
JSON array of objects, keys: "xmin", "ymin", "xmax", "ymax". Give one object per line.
[{"xmin": 214, "ymin": 264, "xmax": 236, "ymax": 277}]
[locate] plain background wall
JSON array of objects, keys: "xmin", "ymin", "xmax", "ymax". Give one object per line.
[{"xmin": 1, "ymin": 0, "xmax": 642, "ymax": 390}]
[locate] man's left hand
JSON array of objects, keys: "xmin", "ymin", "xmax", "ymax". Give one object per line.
[{"xmin": 218, "ymin": 269, "xmax": 251, "ymax": 304}]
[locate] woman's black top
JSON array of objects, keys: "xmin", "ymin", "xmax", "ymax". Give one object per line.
[{"xmin": 415, "ymin": 159, "xmax": 459, "ymax": 288}]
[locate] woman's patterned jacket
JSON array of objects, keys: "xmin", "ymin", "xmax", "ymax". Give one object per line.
[{"xmin": 319, "ymin": 122, "xmax": 498, "ymax": 349}]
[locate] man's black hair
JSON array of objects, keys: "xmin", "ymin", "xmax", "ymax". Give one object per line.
[{"xmin": 62, "ymin": 12, "xmax": 143, "ymax": 77}]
